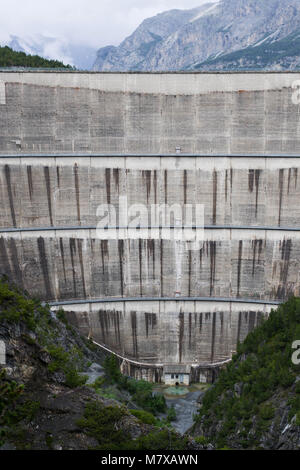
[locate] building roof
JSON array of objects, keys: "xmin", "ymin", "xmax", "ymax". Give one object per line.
[{"xmin": 164, "ymin": 364, "xmax": 191, "ymax": 374}]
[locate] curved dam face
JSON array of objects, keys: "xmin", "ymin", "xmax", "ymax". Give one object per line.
[{"xmin": 1, "ymin": 71, "xmax": 300, "ymax": 381}]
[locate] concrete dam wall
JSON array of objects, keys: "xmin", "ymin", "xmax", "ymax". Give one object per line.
[{"xmin": 1, "ymin": 72, "xmax": 300, "ymax": 381}]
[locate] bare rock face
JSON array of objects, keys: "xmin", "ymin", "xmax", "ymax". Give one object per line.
[{"xmin": 93, "ymin": 0, "xmax": 300, "ymax": 71}]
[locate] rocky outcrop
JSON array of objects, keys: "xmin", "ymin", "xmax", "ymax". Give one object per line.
[{"xmin": 93, "ymin": 0, "xmax": 300, "ymax": 71}]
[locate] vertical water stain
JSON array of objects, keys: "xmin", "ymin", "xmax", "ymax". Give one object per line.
[
  {"xmin": 230, "ymin": 168, "xmax": 233, "ymax": 192},
  {"xmin": 4, "ymin": 165, "xmax": 16, "ymax": 227},
  {"xmin": 209, "ymin": 241, "xmax": 216, "ymax": 296},
  {"xmin": 147, "ymin": 240, "xmax": 155, "ymax": 280},
  {"xmin": 164, "ymin": 170, "xmax": 168, "ymax": 204},
  {"xmin": 248, "ymin": 169, "xmax": 254, "ymax": 193},
  {"xmin": 248, "ymin": 311, "xmax": 256, "ymax": 333},
  {"xmin": 9, "ymin": 239, "xmax": 23, "ymax": 288},
  {"xmin": 287, "ymin": 168, "xmax": 291, "ymax": 194},
  {"xmin": 189, "ymin": 312, "xmax": 192, "ymax": 350},
  {"xmin": 279, "ymin": 239, "xmax": 292, "ymax": 287},
  {"xmin": 99, "ymin": 309, "xmax": 110, "ymax": 342},
  {"xmin": 212, "ymin": 170, "xmax": 217, "ymax": 225},
  {"xmin": 131, "ymin": 311, "xmax": 138, "ymax": 357},
  {"xmin": 252, "ymin": 239, "xmax": 263, "ymax": 276},
  {"xmin": 101, "ymin": 240, "xmax": 109, "ymax": 275},
  {"xmin": 254, "ymin": 170, "xmax": 261, "ymax": 217},
  {"xmin": 59, "ymin": 238, "xmax": 67, "ymax": 284},
  {"xmin": 188, "ymin": 250, "xmax": 192, "ymax": 296},
  {"xmin": 44, "ymin": 167, "xmax": 53, "ymax": 226},
  {"xmin": 183, "ymin": 170, "xmax": 187, "ymax": 205},
  {"xmin": 105, "ymin": 168, "xmax": 111, "ymax": 205},
  {"xmin": 145, "ymin": 312, "xmax": 157, "ymax": 338},
  {"xmin": 142, "ymin": 170, "xmax": 151, "ymax": 203},
  {"xmin": 113, "ymin": 168, "xmax": 119, "ymax": 192},
  {"xmin": 294, "ymin": 168, "xmax": 298, "ymax": 189},
  {"xmin": 56, "ymin": 166, "xmax": 60, "ymax": 188},
  {"xmin": 237, "ymin": 311, "xmax": 242, "ymax": 345},
  {"xmin": 0, "ymin": 237, "xmax": 12, "ymax": 279},
  {"xmin": 118, "ymin": 240, "xmax": 124, "ymax": 297},
  {"xmin": 179, "ymin": 310, "xmax": 184, "ymax": 363},
  {"xmin": 153, "ymin": 170, "xmax": 157, "ymax": 204},
  {"xmin": 199, "ymin": 312, "xmax": 203, "ymax": 332},
  {"xmin": 160, "ymin": 240, "xmax": 163, "ymax": 296},
  {"xmin": 74, "ymin": 163, "xmax": 81, "ymax": 225},
  {"xmin": 27, "ymin": 166, "xmax": 33, "ymax": 200},
  {"xmin": 248, "ymin": 169, "xmax": 261, "ymax": 217},
  {"xmin": 278, "ymin": 169, "xmax": 284, "ymax": 226},
  {"xmin": 37, "ymin": 237, "xmax": 52, "ymax": 299},
  {"xmin": 139, "ymin": 239, "xmax": 143, "ymax": 297},
  {"xmin": 77, "ymin": 239, "xmax": 87, "ymax": 298},
  {"xmin": 237, "ymin": 241, "xmax": 243, "ymax": 297},
  {"xmin": 211, "ymin": 311, "xmax": 216, "ymax": 362},
  {"xmin": 199, "ymin": 247, "xmax": 203, "ymax": 271},
  {"xmin": 69, "ymin": 238, "xmax": 77, "ymax": 297},
  {"xmin": 112, "ymin": 310, "xmax": 121, "ymax": 346},
  {"xmin": 225, "ymin": 170, "xmax": 228, "ymax": 202}
]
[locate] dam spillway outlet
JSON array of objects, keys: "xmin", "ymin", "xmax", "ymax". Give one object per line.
[{"xmin": 1, "ymin": 71, "xmax": 300, "ymax": 382}]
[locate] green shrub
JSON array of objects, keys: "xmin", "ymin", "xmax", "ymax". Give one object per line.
[{"xmin": 130, "ymin": 409, "xmax": 158, "ymax": 425}]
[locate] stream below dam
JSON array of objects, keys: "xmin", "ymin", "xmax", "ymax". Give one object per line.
[{"xmin": 154, "ymin": 384, "xmax": 210, "ymax": 435}]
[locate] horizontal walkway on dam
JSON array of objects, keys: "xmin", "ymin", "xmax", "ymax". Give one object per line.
[
  {"xmin": 1, "ymin": 225, "xmax": 300, "ymax": 233},
  {"xmin": 1, "ymin": 153, "xmax": 300, "ymax": 158},
  {"xmin": 48, "ymin": 296, "xmax": 282, "ymax": 307}
]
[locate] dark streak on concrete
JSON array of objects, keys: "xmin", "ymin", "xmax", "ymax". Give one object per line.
[
  {"xmin": 211, "ymin": 311, "xmax": 216, "ymax": 362},
  {"xmin": 56, "ymin": 166, "xmax": 60, "ymax": 188},
  {"xmin": 237, "ymin": 240, "xmax": 243, "ymax": 297},
  {"xmin": 252, "ymin": 239, "xmax": 263, "ymax": 276},
  {"xmin": 69, "ymin": 238, "xmax": 77, "ymax": 297},
  {"xmin": 59, "ymin": 238, "xmax": 67, "ymax": 284},
  {"xmin": 210, "ymin": 241, "xmax": 216, "ymax": 296},
  {"xmin": 44, "ymin": 167, "xmax": 53, "ymax": 226},
  {"xmin": 131, "ymin": 311, "xmax": 138, "ymax": 357},
  {"xmin": 26, "ymin": 166, "xmax": 33, "ymax": 200},
  {"xmin": 139, "ymin": 239, "xmax": 143, "ymax": 297},
  {"xmin": 179, "ymin": 310, "xmax": 184, "ymax": 363},
  {"xmin": 118, "ymin": 240, "xmax": 124, "ymax": 297},
  {"xmin": 153, "ymin": 170, "xmax": 157, "ymax": 205},
  {"xmin": 37, "ymin": 237, "xmax": 52, "ymax": 299},
  {"xmin": 188, "ymin": 250, "xmax": 192, "ymax": 297},
  {"xmin": 160, "ymin": 240, "xmax": 163, "ymax": 296},
  {"xmin": 278, "ymin": 169, "xmax": 284, "ymax": 226},
  {"xmin": 113, "ymin": 168, "xmax": 119, "ymax": 192},
  {"xmin": 164, "ymin": 170, "xmax": 168, "ymax": 205},
  {"xmin": 212, "ymin": 169, "xmax": 217, "ymax": 225},
  {"xmin": 9, "ymin": 238, "xmax": 23, "ymax": 289},
  {"xmin": 0, "ymin": 237, "xmax": 12, "ymax": 279},
  {"xmin": 77, "ymin": 239, "xmax": 87, "ymax": 298},
  {"xmin": 74, "ymin": 163, "xmax": 81, "ymax": 225},
  {"xmin": 105, "ymin": 168, "xmax": 111, "ymax": 205},
  {"xmin": 4, "ymin": 164, "xmax": 16, "ymax": 227}
]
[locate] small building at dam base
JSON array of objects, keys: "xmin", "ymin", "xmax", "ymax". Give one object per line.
[{"xmin": 1, "ymin": 71, "xmax": 300, "ymax": 382}]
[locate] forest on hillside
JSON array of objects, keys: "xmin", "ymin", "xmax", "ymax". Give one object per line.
[{"xmin": 0, "ymin": 46, "xmax": 73, "ymax": 69}]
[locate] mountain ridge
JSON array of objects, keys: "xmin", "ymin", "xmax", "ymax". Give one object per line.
[{"xmin": 93, "ymin": 0, "xmax": 300, "ymax": 71}]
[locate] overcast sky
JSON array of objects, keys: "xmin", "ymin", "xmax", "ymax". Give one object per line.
[{"xmin": 0, "ymin": 0, "xmax": 215, "ymax": 48}]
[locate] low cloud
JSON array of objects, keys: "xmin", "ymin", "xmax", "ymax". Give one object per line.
[{"xmin": 0, "ymin": 0, "xmax": 216, "ymax": 48}]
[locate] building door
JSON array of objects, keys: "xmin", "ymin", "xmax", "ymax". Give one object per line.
[{"xmin": 179, "ymin": 374, "xmax": 184, "ymax": 384}]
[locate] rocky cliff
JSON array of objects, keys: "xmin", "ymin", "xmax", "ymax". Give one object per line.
[
  {"xmin": 93, "ymin": 0, "xmax": 300, "ymax": 71},
  {"xmin": 0, "ymin": 277, "xmax": 195, "ymax": 450}
]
